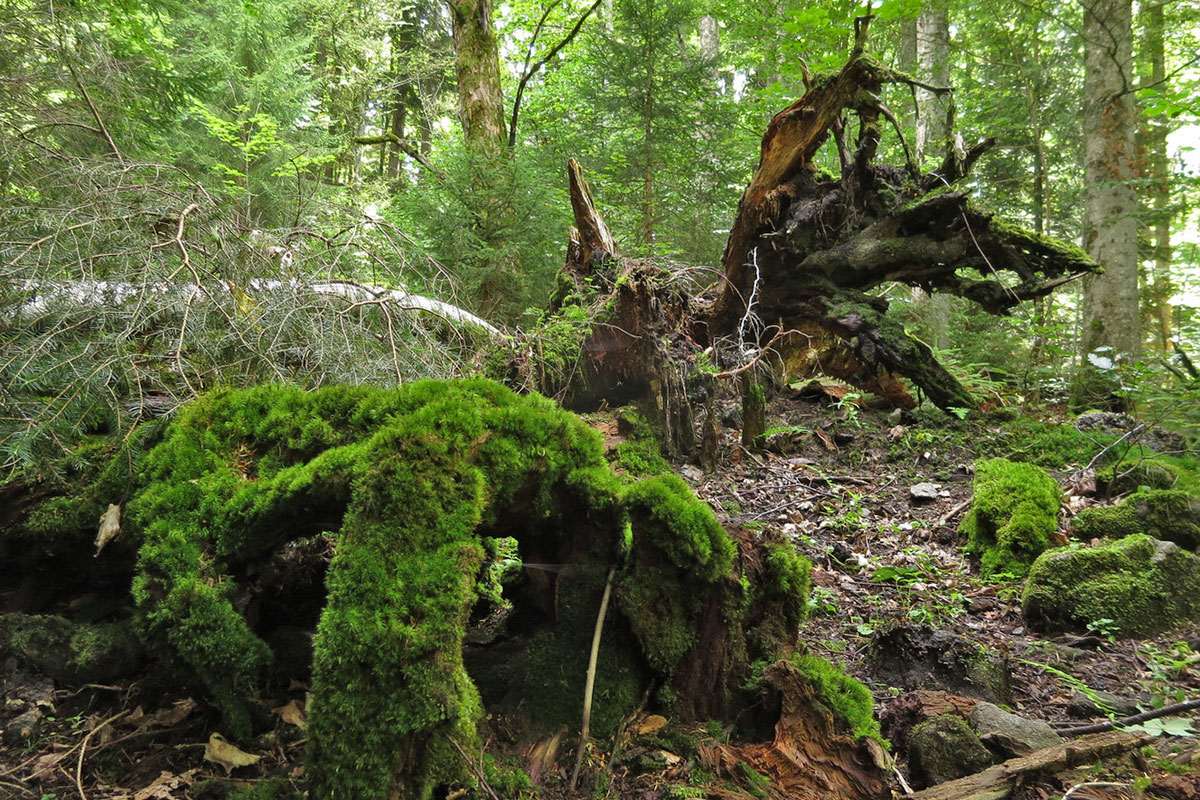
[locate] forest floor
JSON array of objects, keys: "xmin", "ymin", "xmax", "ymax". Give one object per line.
[{"xmin": 3, "ymin": 387, "xmax": 1200, "ymax": 800}]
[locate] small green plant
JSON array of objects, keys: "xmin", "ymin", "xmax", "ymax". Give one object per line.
[
  {"xmin": 1139, "ymin": 641, "xmax": 1197, "ymax": 706},
  {"xmin": 821, "ymin": 492, "xmax": 867, "ymax": 534},
  {"xmin": 834, "ymin": 391, "xmax": 865, "ymax": 427},
  {"xmin": 1086, "ymin": 617, "xmax": 1119, "ymax": 643},
  {"xmin": 1021, "ymin": 659, "xmax": 1117, "ymax": 720},
  {"xmin": 807, "ymin": 586, "xmax": 839, "ymax": 616}
]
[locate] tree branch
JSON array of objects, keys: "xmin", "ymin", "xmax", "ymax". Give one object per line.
[
  {"xmin": 353, "ymin": 133, "xmax": 447, "ymax": 181},
  {"xmin": 508, "ymin": 0, "xmax": 605, "ymax": 148}
]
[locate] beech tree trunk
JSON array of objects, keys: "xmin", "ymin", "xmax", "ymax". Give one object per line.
[
  {"xmin": 913, "ymin": 0, "xmax": 952, "ymax": 350},
  {"xmin": 447, "ymin": 0, "xmax": 507, "ymax": 154},
  {"xmin": 1078, "ymin": 0, "xmax": 1140, "ymax": 397},
  {"xmin": 915, "ymin": 0, "xmax": 950, "ymax": 164},
  {"xmin": 1142, "ymin": 0, "xmax": 1173, "ymax": 351}
]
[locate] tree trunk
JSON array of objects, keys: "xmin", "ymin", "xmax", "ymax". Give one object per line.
[
  {"xmin": 1078, "ymin": 0, "xmax": 1140, "ymax": 402},
  {"xmin": 912, "ymin": 0, "xmax": 952, "ymax": 350},
  {"xmin": 447, "ymin": 0, "xmax": 506, "ymax": 154},
  {"xmin": 915, "ymin": 0, "xmax": 950, "ymax": 164},
  {"xmin": 1142, "ymin": 0, "xmax": 1172, "ymax": 351},
  {"xmin": 385, "ymin": 15, "xmax": 419, "ymax": 184}
]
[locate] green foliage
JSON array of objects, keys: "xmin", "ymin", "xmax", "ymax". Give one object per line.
[
  {"xmin": 1023, "ymin": 534, "xmax": 1200, "ymax": 637},
  {"xmin": 961, "ymin": 458, "xmax": 1062, "ymax": 578}
]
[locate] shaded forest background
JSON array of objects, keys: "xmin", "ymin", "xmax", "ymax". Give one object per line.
[{"xmin": 1, "ymin": 0, "xmax": 1199, "ymax": 472}]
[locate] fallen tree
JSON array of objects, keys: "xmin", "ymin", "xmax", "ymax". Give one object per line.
[{"xmin": 515, "ymin": 15, "xmax": 1095, "ymax": 452}]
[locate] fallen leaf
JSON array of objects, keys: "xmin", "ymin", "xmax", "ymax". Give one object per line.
[
  {"xmin": 95, "ymin": 503, "xmax": 122, "ymax": 557},
  {"xmin": 31, "ymin": 751, "xmax": 66, "ymax": 776},
  {"xmin": 273, "ymin": 699, "xmax": 307, "ymax": 730},
  {"xmin": 203, "ymin": 733, "xmax": 261, "ymax": 773},
  {"xmin": 126, "ymin": 768, "xmax": 199, "ymax": 799},
  {"xmin": 634, "ymin": 714, "xmax": 668, "ymax": 735},
  {"xmin": 147, "ymin": 698, "xmax": 195, "ymax": 728},
  {"xmin": 815, "ymin": 428, "xmax": 837, "ymax": 452}
]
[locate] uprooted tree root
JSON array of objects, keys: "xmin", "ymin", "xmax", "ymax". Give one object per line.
[{"xmin": 508, "ymin": 14, "xmax": 1096, "ymax": 456}]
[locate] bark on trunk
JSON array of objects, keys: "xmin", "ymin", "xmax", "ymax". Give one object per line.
[
  {"xmin": 912, "ymin": 0, "xmax": 952, "ymax": 350},
  {"xmin": 1142, "ymin": 0, "xmax": 1172, "ymax": 351},
  {"xmin": 448, "ymin": 0, "xmax": 507, "ymax": 154},
  {"xmin": 1078, "ymin": 0, "xmax": 1140, "ymax": 397}
]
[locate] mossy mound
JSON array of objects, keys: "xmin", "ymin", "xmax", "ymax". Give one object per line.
[
  {"xmin": 1022, "ymin": 534, "xmax": 1200, "ymax": 638},
  {"xmin": 988, "ymin": 418, "xmax": 1115, "ymax": 469},
  {"xmin": 116, "ymin": 380, "xmax": 807, "ymax": 800},
  {"xmin": 906, "ymin": 714, "xmax": 993, "ymax": 788},
  {"xmin": 961, "ymin": 458, "xmax": 1062, "ymax": 578},
  {"xmin": 1096, "ymin": 459, "xmax": 1178, "ymax": 496},
  {"xmin": 1105, "ymin": 448, "xmax": 1200, "ymax": 495},
  {"xmin": 0, "ymin": 613, "xmax": 142, "ymax": 684},
  {"xmin": 1072, "ymin": 489, "xmax": 1200, "ymax": 551}
]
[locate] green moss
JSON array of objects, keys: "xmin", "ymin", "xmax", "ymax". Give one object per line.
[
  {"xmin": 119, "ymin": 380, "xmax": 738, "ymax": 799},
  {"xmin": 738, "ymin": 762, "xmax": 772, "ymax": 798},
  {"xmin": 227, "ymin": 778, "xmax": 295, "ymax": 800},
  {"xmin": 614, "ymin": 439, "xmax": 671, "ymax": 477},
  {"xmin": 1096, "ymin": 459, "xmax": 1178, "ymax": 495},
  {"xmin": 1072, "ymin": 489, "xmax": 1200, "ymax": 551},
  {"xmin": 482, "ymin": 756, "xmax": 535, "ymax": 799},
  {"xmin": 961, "ymin": 458, "xmax": 1062, "ymax": 578},
  {"xmin": 764, "ymin": 543, "xmax": 812, "ymax": 620},
  {"xmin": 1106, "ymin": 447, "xmax": 1200, "ymax": 495},
  {"xmin": 0, "ymin": 613, "xmax": 141, "ymax": 684},
  {"xmin": 988, "ymin": 418, "xmax": 1116, "ymax": 469},
  {"xmin": 789, "ymin": 655, "xmax": 882, "ymax": 743},
  {"xmin": 17, "ymin": 420, "xmax": 165, "ymax": 549},
  {"xmin": 750, "ymin": 543, "xmax": 813, "ymax": 654},
  {"xmin": 907, "ymin": 714, "xmax": 993, "ymax": 787},
  {"xmin": 624, "ymin": 475, "xmax": 735, "ymax": 582},
  {"xmin": 1022, "ymin": 534, "xmax": 1200, "ymax": 637}
]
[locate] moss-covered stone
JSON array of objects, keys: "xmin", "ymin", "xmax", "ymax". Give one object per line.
[
  {"xmin": 1096, "ymin": 460, "xmax": 1178, "ymax": 496},
  {"xmin": 0, "ymin": 613, "xmax": 142, "ymax": 684},
  {"xmin": 1022, "ymin": 534, "xmax": 1200, "ymax": 637},
  {"xmin": 1072, "ymin": 489, "xmax": 1200, "ymax": 551},
  {"xmin": 906, "ymin": 714, "xmax": 993, "ymax": 788},
  {"xmin": 987, "ymin": 418, "xmax": 1116, "ymax": 469},
  {"xmin": 961, "ymin": 458, "xmax": 1062, "ymax": 578}
]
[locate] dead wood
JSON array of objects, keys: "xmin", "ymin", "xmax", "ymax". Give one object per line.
[{"xmin": 910, "ymin": 730, "xmax": 1150, "ymax": 800}]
